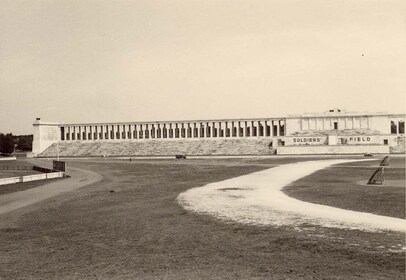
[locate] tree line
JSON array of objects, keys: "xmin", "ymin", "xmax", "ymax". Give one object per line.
[{"xmin": 0, "ymin": 133, "xmax": 33, "ymax": 155}]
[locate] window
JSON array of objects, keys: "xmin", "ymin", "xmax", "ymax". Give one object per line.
[
  {"xmin": 334, "ymin": 122, "xmax": 338, "ymax": 130},
  {"xmin": 391, "ymin": 121, "xmax": 397, "ymax": 134},
  {"xmin": 399, "ymin": 121, "xmax": 405, "ymax": 134},
  {"xmin": 383, "ymin": 139, "xmax": 388, "ymax": 145},
  {"xmin": 280, "ymin": 124, "xmax": 285, "ymax": 136}
]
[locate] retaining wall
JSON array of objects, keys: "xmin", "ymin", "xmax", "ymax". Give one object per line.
[
  {"xmin": 277, "ymin": 145, "xmax": 390, "ymax": 155},
  {"xmin": 0, "ymin": 172, "xmax": 64, "ymax": 186}
]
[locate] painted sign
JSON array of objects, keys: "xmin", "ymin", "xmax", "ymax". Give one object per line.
[
  {"xmin": 53, "ymin": 160, "xmax": 65, "ymax": 172},
  {"xmin": 338, "ymin": 136, "xmax": 380, "ymax": 145},
  {"xmin": 286, "ymin": 136, "xmax": 327, "ymax": 146}
]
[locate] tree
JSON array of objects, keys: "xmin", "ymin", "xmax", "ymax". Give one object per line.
[
  {"xmin": 14, "ymin": 135, "xmax": 33, "ymax": 151},
  {"xmin": 0, "ymin": 133, "xmax": 15, "ymax": 154}
]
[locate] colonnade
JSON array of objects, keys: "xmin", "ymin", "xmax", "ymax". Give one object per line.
[{"xmin": 60, "ymin": 119, "xmax": 285, "ymax": 141}]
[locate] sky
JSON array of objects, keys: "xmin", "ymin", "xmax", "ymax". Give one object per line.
[{"xmin": 1, "ymin": 0, "xmax": 405, "ymax": 135}]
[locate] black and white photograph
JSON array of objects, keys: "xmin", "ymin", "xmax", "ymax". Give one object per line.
[{"xmin": 0, "ymin": 1, "xmax": 405, "ymax": 279}]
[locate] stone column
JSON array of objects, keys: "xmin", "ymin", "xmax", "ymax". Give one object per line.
[
  {"xmin": 137, "ymin": 124, "xmax": 142, "ymax": 139},
  {"xmin": 276, "ymin": 120, "xmax": 280, "ymax": 136},
  {"xmin": 195, "ymin": 123, "xmax": 199, "ymax": 138},
  {"xmin": 63, "ymin": 126, "xmax": 67, "ymax": 141},
  {"xmin": 211, "ymin": 122, "xmax": 216, "ymax": 137},
  {"xmin": 203, "ymin": 123, "xmax": 207, "ymax": 138},
  {"xmin": 265, "ymin": 120, "xmax": 269, "ymax": 137},
  {"xmin": 161, "ymin": 124, "xmax": 166, "ymax": 138},
  {"xmin": 87, "ymin": 126, "xmax": 91, "ymax": 140},
  {"xmin": 258, "ymin": 121, "xmax": 262, "ymax": 137},
  {"xmin": 91, "ymin": 126, "xmax": 95, "ymax": 140},
  {"xmin": 152, "ymin": 124, "xmax": 157, "ymax": 139},
  {"xmin": 120, "ymin": 124, "xmax": 125, "ymax": 140},
  {"xmin": 397, "ymin": 120, "xmax": 400, "ymax": 134},
  {"xmin": 64, "ymin": 126, "xmax": 68, "ymax": 141},
  {"xmin": 109, "ymin": 125, "xmax": 114, "ymax": 140},
  {"xmin": 132, "ymin": 124, "xmax": 136, "ymax": 139},
  {"xmin": 155, "ymin": 124, "xmax": 159, "ymax": 139}
]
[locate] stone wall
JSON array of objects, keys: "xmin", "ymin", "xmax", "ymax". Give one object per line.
[
  {"xmin": 32, "ymin": 119, "xmax": 60, "ymax": 156},
  {"xmin": 277, "ymin": 145, "xmax": 390, "ymax": 155}
]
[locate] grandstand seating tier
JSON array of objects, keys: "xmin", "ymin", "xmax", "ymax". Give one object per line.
[{"xmin": 39, "ymin": 139, "xmax": 275, "ymax": 157}]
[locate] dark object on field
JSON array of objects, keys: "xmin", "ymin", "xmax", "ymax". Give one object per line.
[
  {"xmin": 367, "ymin": 167, "xmax": 385, "ymax": 185},
  {"xmin": 109, "ymin": 190, "xmax": 115, "ymax": 193},
  {"xmin": 379, "ymin": 156, "xmax": 390, "ymax": 166},
  {"xmin": 53, "ymin": 160, "xmax": 65, "ymax": 172},
  {"xmin": 175, "ymin": 155, "xmax": 187, "ymax": 159},
  {"xmin": 33, "ymin": 166, "xmax": 54, "ymax": 173},
  {"xmin": 364, "ymin": 153, "xmax": 373, "ymax": 157}
]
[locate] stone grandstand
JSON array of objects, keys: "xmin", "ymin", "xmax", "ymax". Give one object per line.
[
  {"xmin": 38, "ymin": 139, "xmax": 275, "ymax": 157},
  {"xmin": 33, "ymin": 110, "xmax": 405, "ymax": 157}
]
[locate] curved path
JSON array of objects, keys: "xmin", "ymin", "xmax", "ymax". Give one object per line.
[
  {"xmin": 178, "ymin": 159, "xmax": 406, "ymax": 232},
  {"xmin": 0, "ymin": 165, "xmax": 102, "ymax": 216}
]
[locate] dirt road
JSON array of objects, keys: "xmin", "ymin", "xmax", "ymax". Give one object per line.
[{"xmin": 0, "ymin": 165, "xmax": 102, "ymax": 216}]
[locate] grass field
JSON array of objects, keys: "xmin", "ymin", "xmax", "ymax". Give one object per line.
[
  {"xmin": 0, "ymin": 156, "xmax": 404, "ymax": 279},
  {"xmin": 0, "ymin": 178, "xmax": 66, "ymax": 196},
  {"xmin": 284, "ymin": 157, "xmax": 405, "ymax": 219},
  {"xmin": 0, "ymin": 160, "xmax": 40, "ymax": 179}
]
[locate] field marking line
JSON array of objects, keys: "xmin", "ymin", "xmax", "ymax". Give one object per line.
[{"xmin": 178, "ymin": 159, "xmax": 406, "ymax": 232}]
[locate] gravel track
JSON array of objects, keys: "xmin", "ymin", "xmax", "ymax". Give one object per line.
[
  {"xmin": 0, "ymin": 165, "xmax": 102, "ymax": 215},
  {"xmin": 178, "ymin": 159, "xmax": 406, "ymax": 232}
]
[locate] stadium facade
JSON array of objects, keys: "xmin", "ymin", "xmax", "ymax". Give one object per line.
[{"xmin": 33, "ymin": 109, "xmax": 405, "ymax": 156}]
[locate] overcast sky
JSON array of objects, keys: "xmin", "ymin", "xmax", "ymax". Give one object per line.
[{"xmin": 1, "ymin": 0, "xmax": 405, "ymax": 134}]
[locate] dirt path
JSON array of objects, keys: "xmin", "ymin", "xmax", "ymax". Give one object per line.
[
  {"xmin": 0, "ymin": 165, "xmax": 102, "ymax": 216},
  {"xmin": 178, "ymin": 159, "xmax": 406, "ymax": 232}
]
